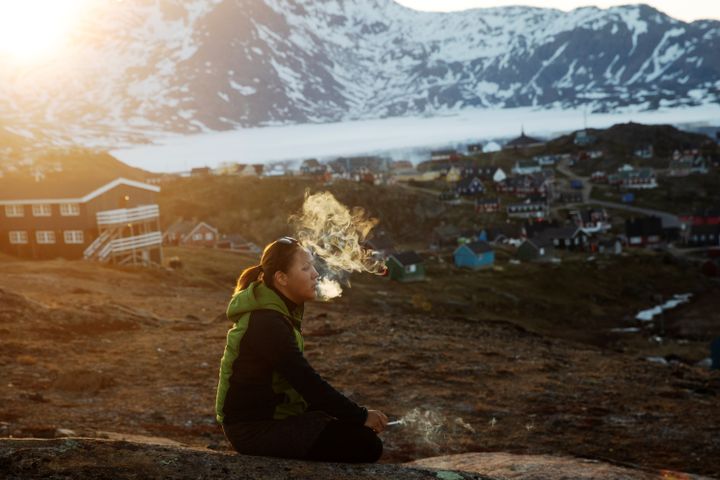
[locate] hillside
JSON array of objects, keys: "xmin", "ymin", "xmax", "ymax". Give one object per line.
[
  {"xmin": 158, "ymin": 176, "xmax": 476, "ymax": 245},
  {"xmin": 0, "ymin": 246, "xmax": 718, "ymax": 476},
  {"xmin": 0, "ymin": 148, "xmax": 150, "ymax": 198}
]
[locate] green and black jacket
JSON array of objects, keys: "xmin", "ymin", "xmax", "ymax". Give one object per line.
[{"xmin": 215, "ymin": 281, "xmax": 367, "ymax": 425}]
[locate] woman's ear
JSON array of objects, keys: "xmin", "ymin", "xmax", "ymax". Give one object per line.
[{"xmin": 274, "ymin": 270, "xmax": 288, "ymax": 287}]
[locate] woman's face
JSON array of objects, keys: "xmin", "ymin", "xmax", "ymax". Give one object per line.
[{"xmin": 276, "ymin": 248, "xmax": 319, "ymax": 304}]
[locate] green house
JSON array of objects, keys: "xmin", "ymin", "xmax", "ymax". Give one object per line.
[{"xmin": 386, "ymin": 251, "xmax": 425, "ymax": 282}]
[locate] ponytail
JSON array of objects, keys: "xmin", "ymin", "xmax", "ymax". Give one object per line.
[
  {"xmin": 235, "ymin": 264, "xmax": 263, "ymax": 294},
  {"xmin": 232, "ymin": 238, "xmax": 303, "ymax": 295}
]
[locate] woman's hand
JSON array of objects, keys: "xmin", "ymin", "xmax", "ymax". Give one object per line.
[{"xmin": 364, "ymin": 409, "xmax": 388, "ymax": 434}]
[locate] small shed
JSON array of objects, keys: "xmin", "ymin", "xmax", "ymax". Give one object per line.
[
  {"xmin": 386, "ymin": 251, "xmax": 425, "ymax": 282},
  {"xmin": 454, "ymin": 241, "xmax": 495, "ymax": 270}
]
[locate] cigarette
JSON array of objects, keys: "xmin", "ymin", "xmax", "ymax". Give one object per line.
[{"xmin": 387, "ymin": 420, "xmax": 404, "ymax": 426}]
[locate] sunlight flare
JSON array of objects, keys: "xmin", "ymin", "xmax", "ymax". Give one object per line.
[{"xmin": 0, "ymin": 0, "xmax": 91, "ymax": 61}]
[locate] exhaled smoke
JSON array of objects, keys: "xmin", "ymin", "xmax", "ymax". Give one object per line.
[
  {"xmin": 393, "ymin": 408, "xmax": 475, "ymax": 450},
  {"xmin": 290, "ymin": 191, "xmax": 385, "ymax": 300}
]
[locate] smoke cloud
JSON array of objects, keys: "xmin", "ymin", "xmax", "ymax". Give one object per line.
[{"xmin": 290, "ymin": 191, "xmax": 386, "ymax": 300}]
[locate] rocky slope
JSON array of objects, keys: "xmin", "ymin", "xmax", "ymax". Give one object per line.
[
  {"xmin": 0, "ymin": 247, "xmax": 718, "ymax": 476},
  {"xmin": 1, "ymin": 438, "xmax": 713, "ymax": 480}
]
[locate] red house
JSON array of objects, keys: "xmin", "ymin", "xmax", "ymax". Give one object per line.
[
  {"xmin": 0, "ymin": 177, "xmax": 163, "ymax": 264},
  {"xmin": 164, "ymin": 219, "xmax": 219, "ymax": 247}
]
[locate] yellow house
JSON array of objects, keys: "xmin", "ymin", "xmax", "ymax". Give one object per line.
[{"xmin": 446, "ymin": 166, "xmax": 462, "ymax": 183}]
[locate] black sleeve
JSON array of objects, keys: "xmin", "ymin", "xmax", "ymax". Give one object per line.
[{"xmin": 245, "ymin": 310, "xmax": 368, "ymax": 424}]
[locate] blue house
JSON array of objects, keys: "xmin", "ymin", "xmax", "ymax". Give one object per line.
[{"xmin": 453, "ymin": 241, "xmax": 495, "ymax": 270}]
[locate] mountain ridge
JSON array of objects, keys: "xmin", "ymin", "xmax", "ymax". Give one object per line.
[{"xmin": 0, "ymin": 0, "xmax": 718, "ymax": 146}]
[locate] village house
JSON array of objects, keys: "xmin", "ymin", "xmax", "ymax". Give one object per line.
[
  {"xmin": 596, "ymin": 236, "xmax": 624, "ymax": 255},
  {"xmin": 456, "ymin": 176, "xmax": 485, "ymax": 196},
  {"xmin": 497, "ymin": 174, "xmax": 551, "ymax": 198},
  {"xmin": 569, "ymin": 208, "xmax": 611, "ymax": 232},
  {"xmin": 534, "ymin": 154, "xmax": 558, "ymax": 166},
  {"xmin": 516, "ymin": 236, "xmax": 554, "ymax": 262},
  {"xmin": 555, "ymin": 227, "xmax": 593, "ymax": 251},
  {"xmin": 557, "ymin": 191, "xmax": 584, "ymax": 203},
  {"xmin": 503, "ymin": 130, "xmax": 545, "ymax": 150},
  {"xmin": 467, "ymin": 144, "xmax": 484, "ymax": 154},
  {"xmin": 363, "ymin": 232, "xmax": 395, "ymax": 258},
  {"xmin": 264, "ymin": 163, "xmax": 289, "ymax": 177},
  {"xmin": 386, "ymin": 251, "xmax": 425, "ymax": 282},
  {"xmin": 608, "ymin": 167, "xmax": 657, "ymax": 189},
  {"xmin": 430, "ymin": 150, "xmax": 460, "ymax": 162},
  {"xmin": 164, "ymin": 219, "xmax": 219, "ymax": 247},
  {"xmin": 446, "ymin": 166, "xmax": 463, "ymax": 183},
  {"xmin": 454, "ymin": 241, "xmax": 495, "ymax": 270},
  {"xmin": 507, "ymin": 200, "xmax": 548, "ymax": 219},
  {"xmin": 679, "ymin": 208, "xmax": 720, "ymax": 227},
  {"xmin": 329, "ymin": 156, "xmax": 389, "ymax": 178},
  {"xmin": 512, "ymin": 159, "xmax": 542, "ymax": 175},
  {"xmin": 391, "ymin": 160, "xmax": 414, "ymax": 172},
  {"xmin": 300, "ymin": 159, "xmax": 327, "ymax": 176},
  {"xmin": 190, "ymin": 167, "xmax": 212, "ymax": 177},
  {"xmin": 683, "ymin": 224, "xmax": 720, "ymax": 247},
  {"xmin": 634, "ymin": 145, "xmax": 654, "ymax": 159},
  {"xmin": 216, "ymin": 234, "xmax": 261, "ymax": 253},
  {"xmin": 486, "ymin": 223, "xmax": 524, "ymax": 245},
  {"xmin": 574, "ymin": 130, "xmax": 596, "ymax": 146},
  {"xmin": 0, "ymin": 176, "xmax": 163, "ymax": 264},
  {"xmin": 625, "ymin": 217, "xmax": 664, "ymax": 246},
  {"xmin": 668, "ymin": 151, "xmax": 709, "ymax": 177},
  {"xmin": 591, "ymin": 171, "xmax": 608, "ymax": 183},
  {"xmin": 475, "ymin": 197, "xmax": 501, "ymax": 213}
]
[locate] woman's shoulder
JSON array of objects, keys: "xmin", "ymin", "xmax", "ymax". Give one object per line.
[{"xmin": 249, "ymin": 309, "xmax": 294, "ymax": 330}]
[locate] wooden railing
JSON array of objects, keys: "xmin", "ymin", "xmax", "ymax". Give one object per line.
[
  {"xmin": 96, "ymin": 205, "xmax": 159, "ymax": 226},
  {"xmin": 107, "ymin": 232, "xmax": 163, "ymax": 254},
  {"xmin": 85, "ymin": 231, "xmax": 162, "ymax": 262},
  {"xmin": 83, "ymin": 230, "xmax": 112, "ymax": 259}
]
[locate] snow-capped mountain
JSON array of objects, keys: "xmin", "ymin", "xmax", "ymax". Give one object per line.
[{"xmin": 0, "ymin": 0, "xmax": 718, "ymax": 145}]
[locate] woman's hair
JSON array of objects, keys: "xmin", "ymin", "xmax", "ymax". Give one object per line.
[{"xmin": 234, "ymin": 237, "xmax": 302, "ymax": 294}]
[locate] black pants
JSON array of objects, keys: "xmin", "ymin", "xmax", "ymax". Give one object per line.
[{"xmin": 306, "ymin": 420, "xmax": 383, "ymax": 463}]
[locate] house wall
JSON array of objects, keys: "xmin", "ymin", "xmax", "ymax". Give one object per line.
[
  {"xmin": 454, "ymin": 247, "xmax": 494, "ymax": 269},
  {"xmin": 386, "ymin": 258, "xmax": 425, "ymax": 282},
  {"xmin": 183, "ymin": 224, "xmax": 218, "ymax": 247},
  {"xmin": 0, "ymin": 184, "xmax": 158, "ymax": 260}
]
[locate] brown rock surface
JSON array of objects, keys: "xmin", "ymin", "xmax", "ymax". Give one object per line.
[
  {"xmin": 0, "ymin": 437, "xmax": 485, "ymax": 480},
  {"xmin": 409, "ymin": 452, "xmax": 715, "ymax": 480}
]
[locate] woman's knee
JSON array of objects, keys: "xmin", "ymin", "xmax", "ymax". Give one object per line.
[{"xmin": 360, "ymin": 426, "xmax": 383, "ymax": 462}]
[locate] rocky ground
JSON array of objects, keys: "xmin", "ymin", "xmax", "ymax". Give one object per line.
[{"xmin": 0, "ymin": 247, "xmax": 718, "ymax": 478}]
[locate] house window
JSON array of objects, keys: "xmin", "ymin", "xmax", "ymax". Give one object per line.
[
  {"xmin": 5, "ymin": 205, "xmax": 24, "ymax": 217},
  {"xmin": 60, "ymin": 203, "xmax": 80, "ymax": 216},
  {"xmin": 193, "ymin": 233, "xmax": 203, "ymax": 241},
  {"xmin": 64, "ymin": 230, "xmax": 84, "ymax": 244},
  {"xmin": 404, "ymin": 264, "xmax": 417, "ymax": 274},
  {"xmin": 9, "ymin": 231, "xmax": 28, "ymax": 244},
  {"xmin": 36, "ymin": 231, "xmax": 56, "ymax": 244},
  {"xmin": 32, "ymin": 204, "xmax": 52, "ymax": 217},
  {"xmin": 205, "ymin": 232, "xmax": 214, "ymax": 241}
]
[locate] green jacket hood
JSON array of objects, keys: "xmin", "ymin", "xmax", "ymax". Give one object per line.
[{"xmin": 226, "ymin": 281, "xmax": 303, "ymax": 324}]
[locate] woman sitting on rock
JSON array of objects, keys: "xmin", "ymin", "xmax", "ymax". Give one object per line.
[{"xmin": 215, "ymin": 237, "xmax": 387, "ymax": 462}]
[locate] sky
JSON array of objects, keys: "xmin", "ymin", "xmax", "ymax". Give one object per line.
[{"xmin": 395, "ymin": 1, "xmax": 720, "ymax": 23}]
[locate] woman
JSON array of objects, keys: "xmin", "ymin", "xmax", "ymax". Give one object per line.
[{"xmin": 215, "ymin": 237, "xmax": 388, "ymax": 462}]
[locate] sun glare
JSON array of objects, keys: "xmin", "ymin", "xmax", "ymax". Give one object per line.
[{"xmin": 0, "ymin": 0, "xmax": 90, "ymax": 62}]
